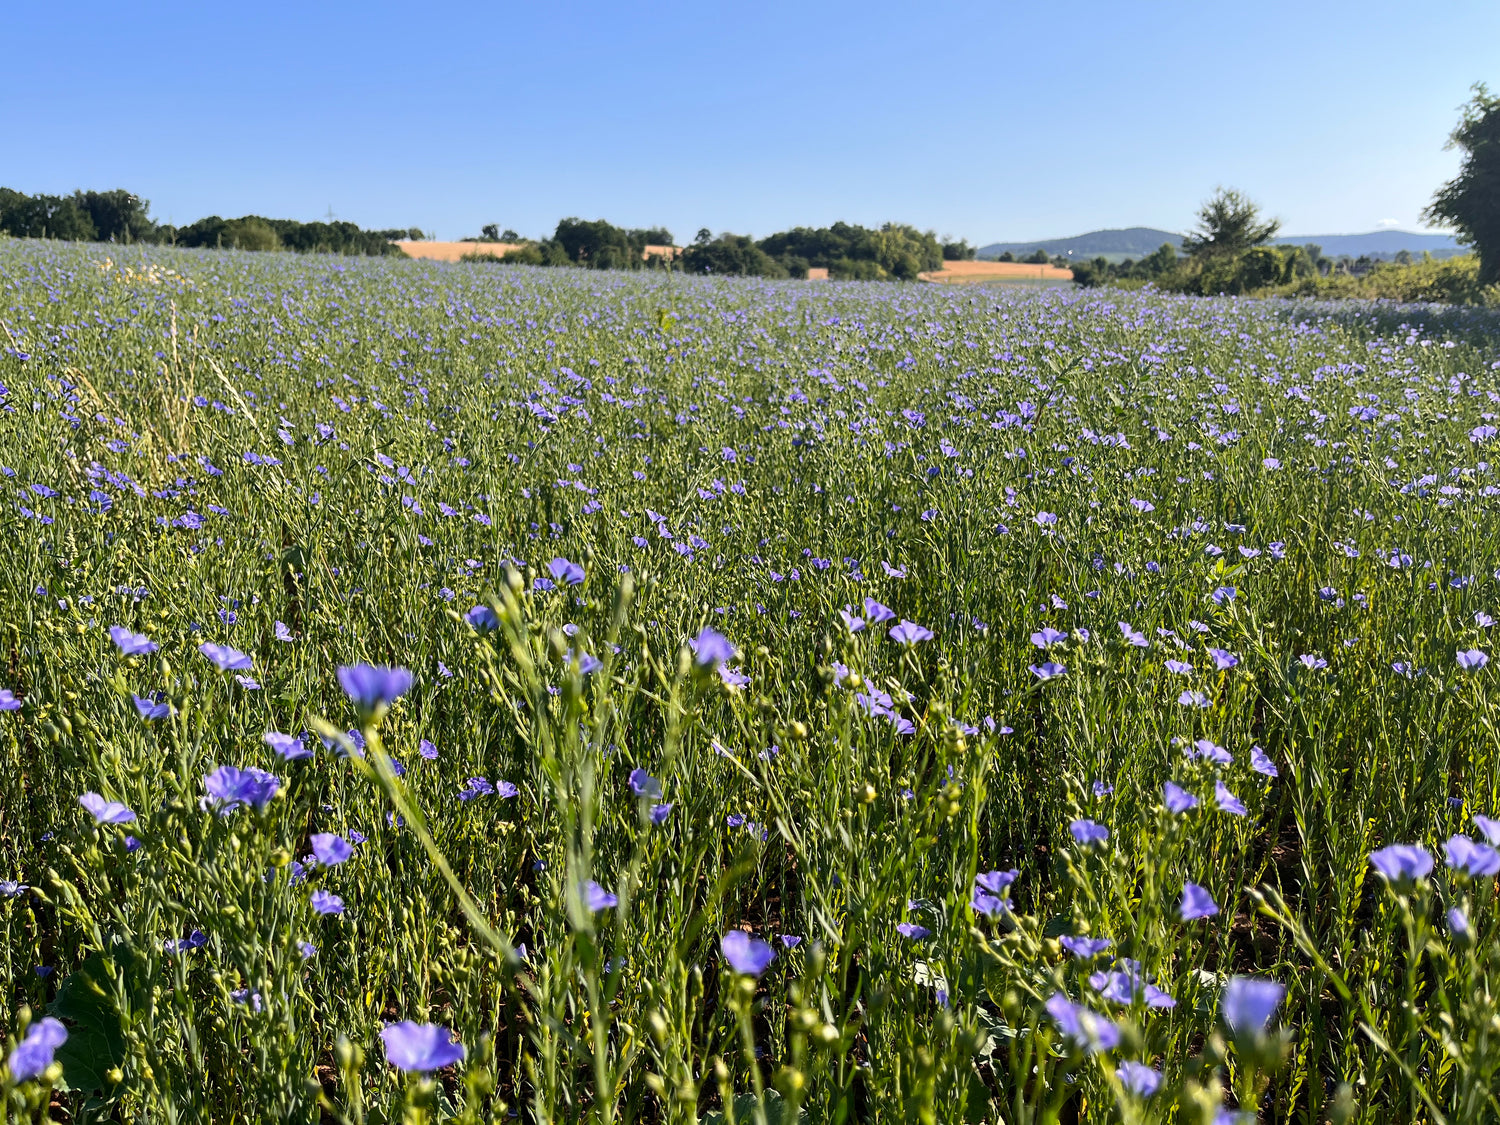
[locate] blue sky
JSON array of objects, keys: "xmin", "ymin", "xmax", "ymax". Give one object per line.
[{"xmin": 4, "ymin": 0, "xmax": 1494, "ymax": 243}]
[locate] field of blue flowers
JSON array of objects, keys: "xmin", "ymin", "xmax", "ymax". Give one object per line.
[{"xmin": 2, "ymin": 241, "xmax": 1500, "ymax": 1123}]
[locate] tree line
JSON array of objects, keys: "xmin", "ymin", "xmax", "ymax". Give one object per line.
[
  {"xmin": 466, "ymin": 218, "xmax": 977, "ymax": 280},
  {"xmin": 0, "ymin": 187, "xmax": 423, "ymax": 256}
]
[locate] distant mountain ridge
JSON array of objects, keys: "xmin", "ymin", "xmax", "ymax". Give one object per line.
[
  {"xmin": 978, "ymin": 227, "xmax": 1464, "ymax": 262},
  {"xmin": 977, "ymin": 228, "xmax": 1181, "ymax": 259}
]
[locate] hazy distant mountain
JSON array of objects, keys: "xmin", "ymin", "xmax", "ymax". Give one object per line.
[
  {"xmin": 978, "ymin": 227, "xmax": 1465, "ymax": 263},
  {"xmin": 1271, "ymin": 231, "xmax": 1462, "ymax": 258},
  {"xmin": 977, "ymin": 228, "xmax": 1181, "ymax": 260}
]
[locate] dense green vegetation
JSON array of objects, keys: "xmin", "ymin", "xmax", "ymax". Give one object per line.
[
  {"xmin": 0, "ymin": 187, "xmax": 422, "ymax": 256},
  {"xmin": 4, "ymin": 240, "xmax": 1500, "ymax": 1122}
]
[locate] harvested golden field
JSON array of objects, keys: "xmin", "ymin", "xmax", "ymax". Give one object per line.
[
  {"xmin": 918, "ymin": 259, "xmax": 1073, "ymax": 283},
  {"xmin": 392, "ymin": 241, "xmax": 527, "ymax": 261}
]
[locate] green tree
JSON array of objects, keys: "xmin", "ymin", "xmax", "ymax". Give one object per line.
[
  {"xmin": 1181, "ymin": 187, "xmax": 1280, "ymax": 258},
  {"xmin": 1424, "ymin": 84, "xmax": 1500, "ymax": 285},
  {"xmin": 941, "ymin": 238, "xmax": 976, "ymax": 261},
  {"xmin": 227, "ymin": 217, "xmax": 281, "ymax": 252},
  {"xmin": 73, "ymin": 190, "xmax": 155, "ymax": 243},
  {"xmin": 0, "ymin": 190, "xmax": 98, "ymax": 241},
  {"xmin": 1141, "ymin": 242, "xmax": 1179, "ymax": 276},
  {"xmin": 681, "ymin": 233, "xmax": 785, "ymax": 278},
  {"xmin": 1024, "ymin": 249, "xmax": 1050, "ymax": 264}
]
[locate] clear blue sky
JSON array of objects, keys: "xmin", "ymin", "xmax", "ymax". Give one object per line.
[{"xmin": 4, "ymin": 0, "xmax": 1494, "ymax": 244}]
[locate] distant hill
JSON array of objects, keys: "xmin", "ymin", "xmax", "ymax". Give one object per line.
[
  {"xmin": 1271, "ymin": 231, "xmax": 1463, "ymax": 259},
  {"xmin": 977, "ymin": 228, "xmax": 1181, "ymax": 261},
  {"xmin": 978, "ymin": 227, "xmax": 1466, "ymax": 265}
]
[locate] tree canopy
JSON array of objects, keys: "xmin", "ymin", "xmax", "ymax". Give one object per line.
[
  {"xmin": 1424, "ymin": 84, "xmax": 1500, "ymax": 286},
  {"xmin": 1180, "ymin": 188, "xmax": 1280, "ymax": 259}
]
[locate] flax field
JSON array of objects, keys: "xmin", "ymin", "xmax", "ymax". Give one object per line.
[{"xmin": 3, "ymin": 240, "xmax": 1500, "ymax": 1124}]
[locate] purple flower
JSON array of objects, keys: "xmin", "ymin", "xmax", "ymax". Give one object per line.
[
  {"xmin": 337, "ymin": 664, "xmax": 414, "ymax": 714},
  {"xmin": 1060, "ymin": 935, "xmax": 1112, "ymax": 959},
  {"xmin": 862, "ymin": 597, "xmax": 896, "ymax": 624},
  {"xmin": 1298, "ymin": 653, "xmax": 1327, "ymax": 671},
  {"xmin": 6, "ymin": 1016, "xmax": 68, "ymax": 1081},
  {"xmin": 419, "ymin": 739, "xmax": 438, "ymax": 760},
  {"xmin": 79, "ymin": 792, "xmax": 136, "ymax": 824},
  {"xmin": 264, "ymin": 732, "xmax": 311, "ymax": 760},
  {"xmin": 1449, "ymin": 906, "xmax": 1471, "ymax": 937},
  {"xmin": 971, "ymin": 886, "xmax": 1010, "ymax": 917},
  {"xmin": 1369, "ymin": 844, "xmax": 1434, "ymax": 885},
  {"xmin": 199, "ymin": 642, "xmax": 252, "ymax": 672},
  {"xmin": 780, "ymin": 934, "xmax": 802, "ymax": 948},
  {"xmin": 1457, "ymin": 649, "xmax": 1489, "ymax": 671},
  {"xmin": 1163, "ymin": 782, "xmax": 1198, "ymax": 814},
  {"xmin": 548, "ymin": 557, "xmax": 586, "ymax": 585},
  {"xmin": 1177, "ymin": 690, "xmax": 1210, "ymax": 708},
  {"xmin": 1250, "ymin": 745, "xmax": 1278, "ymax": 778},
  {"xmin": 1165, "ymin": 659, "xmax": 1193, "ymax": 674},
  {"xmin": 0, "ymin": 689, "xmax": 19, "ymax": 711},
  {"xmin": 109, "ymin": 625, "xmax": 157, "ymax": 656},
  {"xmin": 496, "ymin": 781, "xmax": 519, "ymax": 798},
  {"xmin": 1192, "ymin": 738, "xmax": 1231, "ymax": 765},
  {"xmin": 976, "ymin": 869, "xmax": 1019, "ymax": 896},
  {"xmin": 1070, "ymin": 819, "xmax": 1109, "ymax": 846},
  {"xmin": 465, "ymin": 605, "xmax": 499, "ymax": 631},
  {"xmin": 1180, "ymin": 882, "xmax": 1219, "ymax": 920},
  {"xmin": 839, "ymin": 608, "xmax": 866, "ymax": 633},
  {"xmin": 649, "ymin": 803, "xmax": 673, "ymax": 824},
  {"xmin": 380, "ymin": 1021, "xmax": 466, "ymax": 1072},
  {"xmin": 1444, "ymin": 835, "xmax": 1500, "ymax": 878},
  {"xmin": 310, "ymin": 889, "xmax": 345, "ymax": 915},
  {"xmin": 888, "ymin": 619, "xmax": 933, "ymax": 645},
  {"xmin": 230, "ymin": 987, "xmax": 263, "ymax": 1012},
  {"xmin": 204, "ymin": 765, "xmax": 280, "ymax": 812},
  {"xmin": 1207, "ymin": 647, "xmax": 1239, "ymax": 671},
  {"xmin": 1214, "ymin": 781, "xmax": 1247, "ymax": 817},
  {"xmin": 629, "ymin": 768, "xmax": 662, "ymax": 799},
  {"xmin": 688, "ymin": 627, "xmax": 734, "ymax": 668},
  {"xmin": 1210, "ymin": 586, "xmax": 1237, "ymax": 605},
  {"xmin": 1221, "ymin": 976, "xmax": 1285, "ymax": 1037},
  {"xmin": 1117, "ymin": 622, "xmax": 1148, "ymax": 647},
  {"xmin": 1090, "ymin": 963, "xmax": 1176, "ymax": 1009},
  {"xmin": 1475, "ymin": 814, "xmax": 1500, "ymax": 845},
  {"xmin": 1030, "ymin": 661, "xmax": 1066, "ymax": 681},
  {"xmin": 1030, "ymin": 627, "xmax": 1067, "ymax": 648},
  {"xmin": 896, "ymin": 922, "xmax": 931, "ymax": 939},
  {"xmin": 1044, "ymin": 993, "xmax": 1120, "ymax": 1053},
  {"xmin": 721, "ymin": 930, "xmax": 776, "ymax": 976},
  {"xmin": 310, "ymin": 833, "xmax": 353, "ymax": 867},
  {"xmin": 274, "ymin": 620, "xmax": 294, "ymax": 642},
  {"xmin": 583, "ymin": 881, "xmax": 618, "ymax": 911},
  {"xmin": 1117, "ymin": 1060, "xmax": 1161, "ymax": 1097}
]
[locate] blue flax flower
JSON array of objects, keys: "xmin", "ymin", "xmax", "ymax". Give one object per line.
[
  {"xmin": 1180, "ymin": 882, "xmax": 1219, "ymax": 920},
  {"xmin": 721, "ymin": 931, "xmax": 775, "ymax": 976},
  {"xmin": 380, "ymin": 1021, "xmax": 466, "ymax": 1072},
  {"xmin": 204, "ymin": 765, "xmax": 280, "ymax": 812},
  {"xmin": 6, "ymin": 1016, "xmax": 68, "ymax": 1081},
  {"xmin": 109, "ymin": 626, "xmax": 157, "ymax": 656},
  {"xmin": 79, "ymin": 793, "xmax": 136, "ymax": 824},
  {"xmin": 1221, "ymin": 976, "xmax": 1285, "ymax": 1038},
  {"xmin": 337, "ymin": 664, "xmax": 414, "ymax": 715},
  {"xmin": 1369, "ymin": 844, "xmax": 1433, "ymax": 885}
]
